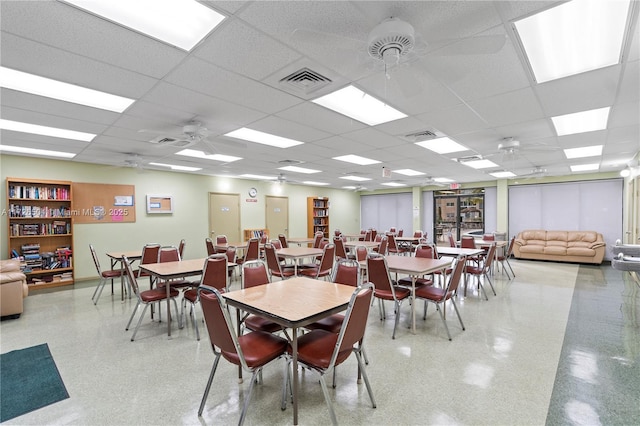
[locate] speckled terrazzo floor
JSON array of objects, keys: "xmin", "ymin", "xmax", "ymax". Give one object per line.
[{"xmin": 1, "ymin": 259, "xmax": 638, "ymax": 425}]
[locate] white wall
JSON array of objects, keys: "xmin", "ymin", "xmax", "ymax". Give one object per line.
[{"xmin": 1, "ymin": 155, "xmax": 361, "ymax": 279}]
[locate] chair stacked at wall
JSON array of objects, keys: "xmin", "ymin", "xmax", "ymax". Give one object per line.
[
  {"xmin": 366, "ymin": 253, "xmax": 411, "ymax": 339},
  {"xmin": 89, "ymin": 244, "xmax": 126, "ymax": 305},
  {"xmin": 285, "ymin": 282, "xmax": 376, "ymax": 425},
  {"xmin": 263, "ymin": 243, "xmax": 296, "ymax": 280},
  {"xmin": 240, "ymin": 260, "xmax": 283, "ymax": 334},
  {"xmin": 182, "ymin": 254, "xmax": 228, "ymax": 341},
  {"xmin": 414, "ymin": 256, "xmax": 466, "ymax": 341},
  {"xmin": 197, "ymin": 285, "xmax": 288, "ymax": 425},
  {"xmin": 300, "ymin": 243, "xmax": 335, "ymax": 281},
  {"xmin": 123, "ymin": 255, "xmax": 180, "ymax": 341},
  {"xmin": 496, "ymin": 237, "xmax": 516, "ymax": 279},
  {"xmin": 464, "ymin": 243, "xmax": 497, "ymax": 300}
]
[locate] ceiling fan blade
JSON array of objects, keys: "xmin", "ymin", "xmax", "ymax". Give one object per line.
[{"xmin": 428, "ymin": 35, "xmax": 507, "ymax": 56}]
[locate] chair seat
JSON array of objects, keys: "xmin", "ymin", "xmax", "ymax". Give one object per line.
[
  {"xmin": 305, "ymin": 313, "xmax": 345, "ymax": 334},
  {"xmin": 140, "ymin": 288, "xmax": 179, "ymax": 302},
  {"xmin": 157, "ymin": 279, "xmax": 193, "ymax": 289},
  {"xmin": 299, "ymin": 267, "xmax": 331, "ymax": 278},
  {"xmin": 374, "ymin": 286, "xmax": 411, "ymax": 301},
  {"xmin": 245, "ymin": 315, "xmax": 283, "ymax": 333},
  {"xmin": 220, "ymin": 330, "xmax": 287, "ymax": 368},
  {"xmin": 397, "ymin": 277, "xmax": 433, "ymax": 287},
  {"xmin": 465, "ymin": 265, "xmax": 483, "ymax": 274},
  {"xmin": 290, "ymin": 329, "xmax": 351, "ymax": 369},
  {"xmin": 271, "ymin": 268, "xmax": 296, "ymax": 279},
  {"xmin": 414, "ymin": 285, "xmax": 452, "ymax": 301},
  {"xmin": 101, "ymin": 269, "xmax": 124, "ymax": 279}
]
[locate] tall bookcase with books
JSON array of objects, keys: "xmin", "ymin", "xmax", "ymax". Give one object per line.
[
  {"xmin": 6, "ymin": 178, "xmax": 74, "ymax": 289},
  {"xmin": 307, "ymin": 197, "xmax": 329, "ymax": 238}
]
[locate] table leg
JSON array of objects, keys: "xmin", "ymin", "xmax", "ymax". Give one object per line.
[
  {"xmin": 411, "ymin": 277, "xmax": 417, "ymax": 334},
  {"xmin": 292, "ymin": 326, "xmax": 299, "ymax": 425},
  {"xmin": 167, "ymin": 281, "xmax": 171, "ymax": 337}
]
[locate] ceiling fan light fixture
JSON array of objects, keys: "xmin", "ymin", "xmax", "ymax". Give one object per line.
[{"xmin": 367, "ymin": 17, "xmax": 415, "ymax": 61}]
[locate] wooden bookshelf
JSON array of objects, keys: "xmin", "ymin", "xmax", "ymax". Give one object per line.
[
  {"xmin": 307, "ymin": 197, "xmax": 329, "ymax": 238},
  {"xmin": 243, "ymin": 228, "xmax": 269, "ymax": 241},
  {"xmin": 6, "ymin": 178, "xmax": 74, "ymax": 289}
]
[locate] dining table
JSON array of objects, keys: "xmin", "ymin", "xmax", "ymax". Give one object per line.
[
  {"xmin": 360, "ymin": 255, "xmax": 452, "ymax": 334},
  {"xmin": 344, "ymin": 240, "xmax": 380, "ymax": 250},
  {"xmin": 222, "ymin": 276, "xmax": 355, "ymax": 425},
  {"xmin": 394, "ymin": 236, "xmax": 421, "ymax": 250},
  {"xmin": 106, "ymin": 250, "xmax": 142, "ymax": 300},
  {"xmin": 287, "ymin": 237, "xmax": 314, "ymax": 246},
  {"xmin": 140, "ymin": 258, "xmax": 211, "ymax": 337},
  {"xmin": 276, "ymin": 247, "xmax": 323, "ymax": 275}
]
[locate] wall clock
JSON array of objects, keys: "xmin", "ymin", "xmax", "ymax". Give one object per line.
[{"xmin": 248, "ymin": 187, "xmax": 258, "ymax": 198}]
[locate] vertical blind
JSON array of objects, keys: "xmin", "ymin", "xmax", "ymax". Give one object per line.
[{"xmin": 360, "ymin": 193, "xmax": 413, "ymax": 234}]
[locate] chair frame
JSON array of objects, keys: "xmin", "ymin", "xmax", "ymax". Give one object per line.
[
  {"xmin": 263, "ymin": 243, "xmax": 296, "ymax": 280},
  {"xmin": 197, "ymin": 285, "xmax": 288, "ymax": 425},
  {"xmin": 90, "ymin": 244, "xmax": 126, "ymax": 305},
  {"xmin": 464, "ymin": 243, "xmax": 497, "ymax": 300},
  {"xmin": 496, "ymin": 237, "xmax": 516, "ymax": 279}
]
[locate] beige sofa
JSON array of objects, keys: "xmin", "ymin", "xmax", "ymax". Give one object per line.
[
  {"xmin": 0, "ymin": 259, "xmax": 29, "ymax": 319},
  {"xmin": 513, "ymin": 230, "xmax": 606, "ymax": 264}
]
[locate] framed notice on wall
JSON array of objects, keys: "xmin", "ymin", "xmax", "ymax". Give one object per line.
[{"xmin": 146, "ymin": 194, "xmax": 173, "ymax": 214}]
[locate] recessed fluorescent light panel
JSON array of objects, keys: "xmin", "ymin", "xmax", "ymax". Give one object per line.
[
  {"xmin": 415, "ymin": 137, "xmax": 468, "ymax": 154},
  {"xmin": 312, "ymin": 85, "xmax": 407, "ymax": 126},
  {"xmin": 552, "ymin": 107, "xmax": 610, "ymax": 136},
  {"xmin": 381, "ymin": 182, "xmax": 407, "ymax": 187},
  {"xmin": 175, "ymin": 149, "xmax": 241, "ymax": 163},
  {"xmin": 278, "ymin": 166, "xmax": 320, "ymax": 174},
  {"xmin": 302, "ymin": 181, "xmax": 329, "ymax": 186},
  {"xmin": 0, "ymin": 67, "xmax": 135, "ymax": 113},
  {"xmin": 240, "ymin": 174, "xmax": 277, "ymax": 180},
  {"xmin": 224, "ymin": 128, "xmax": 303, "ymax": 148},
  {"xmin": 0, "ymin": 145, "xmax": 76, "ymax": 158},
  {"xmin": 490, "ymin": 171, "xmax": 517, "ymax": 178},
  {"xmin": 514, "ymin": 0, "xmax": 631, "ymax": 83},
  {"xmin": 333, "ymin": 155, "xmax": 381, "ymax": 166},
  {"xmin": 149, "ymin": 162, "xmax": 202, "ymax": 171},
  {"xmin": 571, "ymin": 163, "xmax": 600, "ymax": 172},
  {"xmin": 63, "ymin": 0, "xmax": 225, "ymax": 51},
  {"xmin": 564, "ymin": 145, "xmax": 603, "ymax": 159},
  {"xmin": 460, "ymin": 159, "xmax": 499, "ymax": 169},
  {"xmin": 0, "ymin": 119, "xmax": 95, "ymax": 142},
  {"xmin": 394, "ymin": 169, "xmax": 425, "ymax": 176},
  {"xmin": 434, "ymin": 177, "xmax": 454, "ymax": 183},
  {"xmin": 340, "ymin": 176, "xmax": 372, "ymax": 182}
]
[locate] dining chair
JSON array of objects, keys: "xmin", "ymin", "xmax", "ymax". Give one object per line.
[
  {"xmin": 123, "ymin": 255, "xmax": 180, "ymax": 341},
  {"xmin": 285, "ymin": 282, "xmax": 376, "ymax": 425},
  {"xmin": 431, "ymin": 245, "xmax": 453, "ymax": 286},
  {"xmin": 236, "ymin": 238, "xmax": 260, "ymax": 274},
  {"xmin": 386, "ymin": 233, "xmax": 408, "ymax": 256},
  {"xmin": 362, "ymin": 229, "xmax": 372, "ymax": 242},
  {"xmin": 178, "ymin": 239, "xmax": 186, "ymax": 258},
  {"xmin": 182, "ymin": 254, "xmax": 228, "ymax": 341},
  {"xmin": 366, "ymin": 253, "xmax": 411, "ymax": 339},
  {"xmin": 397, "ymin": 229, "xmax": 404, "ymax": 237},
  {"xmin": 156, "ymin": 246, "xmax": 192, "ymax": 290},
  {"xmin": 334, "ymin": 229, "xmax": 342, "ymax": 236},
  {"xmin": 413, "ymin": 230, "xmax": 424, "ymax": 239},
  {"xmin": 496, "ymin": 237, "xmax": 516, "ymax": 279},
  {"xmin": 89, "ymin": 244, "xmax": 126, "ymax": 305},
  {"xmin": 223, "ymin": 246, "xmax": 237, "ymax": 282},
  {"xmin": 333, "ymin": 235, "xmax": 348, "ymax": 260},
  {"xmin": 300, "ymin": 243, "xmax": 335, "ymax": 281},
  {"xmin": 241, "ymin": 260, "xmax": 283, "ymax": 334},
  {"xmin": 464, "ymin": 243, "xmax": 497, "ymax": 300},
  {"xmin": 136, "ymin": 243, "xmax": 161, "ymax": 287},
  {"xmin": 447, "ymin": 232, "xmax": 457, "ymax": 248},
  {"xmin": 277, "ymin": 233, "xmax": 289, "ymax": 249},
  {"xmin": 414, "ymin": 256, "xmax": 466, "ymax": 341},
  {"xmin": 263, "ymin": 243, "xmax": 296, "ymax": 280},
  {"xmin": 215, "ymin": 234, "xmax": 228, "ymax": 254},
  {"xmin": 397, "ymin": 243, "xmax": 436, "ymax": 289},
  {"xmin": 372, "ymin": 235, "xmax": 388, "ymax": 255},
  {"xmin": 205, "ymin": 237, "xmax": 215, "ymax": 256},
  {"xmin": 197, "ymin": 285, "xmax": 288, "ymax": 425},
  {"xmin": 389, "ymin": 227, "xmax": 396, "ymax": 234},
  {"xmin": 312, "ymin": 231, "xmax": 324, "ymax": 248},
  {"xmin": 461, "ymin": 235, "xmax": 483, "ymax": 266}
]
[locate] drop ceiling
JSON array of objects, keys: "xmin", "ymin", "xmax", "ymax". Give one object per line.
[{"xmin": 1, "ymin": 1, "xmax": 638, "ymax": 189}]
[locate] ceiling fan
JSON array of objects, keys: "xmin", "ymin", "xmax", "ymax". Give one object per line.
[
  {"xmin": 423, "ymin": 177, "xmax": 447, "ymax": 187},
  {"xmin": 516, "ymin": 167, "xmax": 548, "ymax": 178},
  {"xmin": 140, "ymin": 120, "xmax": 246, "ymax": 153},
  {"xmin": 485, "ymin": 137, "xmax": 561, "ymax": 164},
  {"xmin": 292, "ymin": 17, "xmax": 506, "ymax": 95}
]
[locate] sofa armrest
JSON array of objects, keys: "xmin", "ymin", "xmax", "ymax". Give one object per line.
[
  {"xmin": 589, "ymin": 242, "xmax": 606, "ymax": 249},
  {"xmin": 515, "ymin": 238, "xmax": 526, "ymax": 246}
]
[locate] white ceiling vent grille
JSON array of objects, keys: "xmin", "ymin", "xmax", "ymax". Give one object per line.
[
  {"xmin": 278, "ymin": 159, "xmax": 304, "ymax": 165},
  {"xmin": 149, "ymin": 136, "xmax": 195, "ymax": 148},
  {"xmin": 403, "ymin": 129, "xmax": 440, "ymax": 142},
  {"xmin": 279, "ymin": 68, "xmax": 331, "ymax": 94}
]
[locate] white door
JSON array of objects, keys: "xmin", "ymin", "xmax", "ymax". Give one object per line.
[
  {"xmin": 209, "ymin": 192, "xmax": 241, "ymax": 243},
  {"xmin": 266, "ymin": 196, "xmax": 289, "ymax": 239}
]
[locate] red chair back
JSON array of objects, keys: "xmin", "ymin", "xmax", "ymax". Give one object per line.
[
  {"xmin": 278, "ymin": 234, "xmax": 288, "ymax": 249},
  {"xmin": 332, "ymin": 259, "xmax": 359, "ymax": 287},
  {"xmin": 338, "ymin": 283, "xmax": 374, "ymax": 355},
  {"xmin": 355, "ymin": 245, "xmax": 368, "ymax": 262},
  {"xmin": 414, "ymin": 244, "xmax": 436, "ymax": 259},
  {"xmin": 244, "ymin": 238, "xmax": 260, "ymax": 262},
  {"xmin": 333, "ymin": 236, "xmax": 348, "ymax": 259},
  {"xmin": 200, "ymin": 254, "xmax": 228, "ymax": 291},
  {"xmin": 216, "ymin": 235, "xmax": 228, "ymax": 245},
  {"xmin": 316, "ymin": 243, "xmax": 336, "ymax": 277},
  {"xmin": 413, "ymin": 230, "xmax": 423, "ymax": 238},
  {"xmin": 178, "ymin": 239, "xmax": 186, "ymax": 258},
  {"xmin": 158, "ymin": 246, "xmax": 181, "ymax": 262},
  {"xmin": 263, "ymin": 243, "xmax": 283, "ymax": 275},
  {"xmin": 397, "ymin": 229, "xmax": 403, "ymax": 237},
  {"xmin": 460, "ymin": 236, "xmax": 476, "ymax": 249},
  {"xmin": 312, "ymin": 232, "xmax": 324, "ymax": 248},
  {"xmin": 140, "ymin": 243, "xmax": 161, "ymax": 265},
  {"xmin": 199, "ymin": 288, "xmax": 239, "ymax": 359},
  {"xmin": 366, "ymin": 254, "xmax": 393, "ymax": 292},
  {"xmin": 242, "ymin": 260, "xmax": 270, "ymax": 288},
  {"xmin": 205, "ymin": 238, "xmax": 215, "ymax": 256},
  {"xmin": 448, "ymin": 232, "xmax": 456, "ymax": 247},
  {"xmin": 483, "ymin": 233, "xmax": 495, "ymax": 241},
  {"xmin": 377, "ymin": 236, "xmax": 388, "ymax": 255}
]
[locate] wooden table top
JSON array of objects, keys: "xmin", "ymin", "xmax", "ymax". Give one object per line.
[
  {"xmin": 276, "ymin": 247, "xmax": 323, "ymax": 258},
  {"xmin": 222, "ymin": 277, "xmax": 354, "ymax": 326},
  {"xmin": 106, "ymin": 250, "xmax": 142, "ymax": 260},
  {"xmin": 139, "ymin": 258, "xmax": 209, "ymax": 279},
  {"xmin": 287, "ymin": 237, "xmax": 314, "ymax": 245},
  {"xmin": 360, "ymin": 256, "xmax": 452, "ymax": 275},
  {"xmin": 344, "ymin": 241, "xmax": 380, "ymax": 249},
  {"xmin": 437, "ymin": 247, "xmax": 485, "ymax": 256}
]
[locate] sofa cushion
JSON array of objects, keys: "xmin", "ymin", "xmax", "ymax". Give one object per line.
[
  {"xmin": 544, "ymin": 246, "xmax": 567, "ymax": 255},
  {"xmin": 567, "ymin": 247, "xmax": 597, "ymax": 257},
  {"xmin": 521, "ymin": 230, "xmax": 546, "ymax": 241},
  {"xmin": 519, "ymin": 244, "xmax": 545, "ymax": 254}
]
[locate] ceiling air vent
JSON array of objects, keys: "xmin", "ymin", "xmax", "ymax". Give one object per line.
[
  {"xmin": 404, "ymin": 130, "xmax": 438, "ymax": 142},
  {"xmin": 279, "ymin": 68, "xmax": 331, "ymax": 94},
  {"xmin": 278, "ymin": 159, "xmax": 304, "ymax": 165}
]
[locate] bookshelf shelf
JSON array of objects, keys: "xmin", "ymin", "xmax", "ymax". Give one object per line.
[
  {"xmin": 6, "ymin": 178, "xmax": 74, "ymax": 289},
  {"xmin": 307, "ymin": 197, "xmax": 329, "ymax": 238}
]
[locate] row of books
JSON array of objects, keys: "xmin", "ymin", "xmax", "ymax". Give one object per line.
[
  {"xmin": 8, "ymin": 204, "xmax": 71, "ymax": 218},
  {"xmin": 8, "ymin": 185, "xmax": 70, "ymax": 200},
  {"xmin": 10, "ymin": 221, "xmax": 70, "ymax": 236}
]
